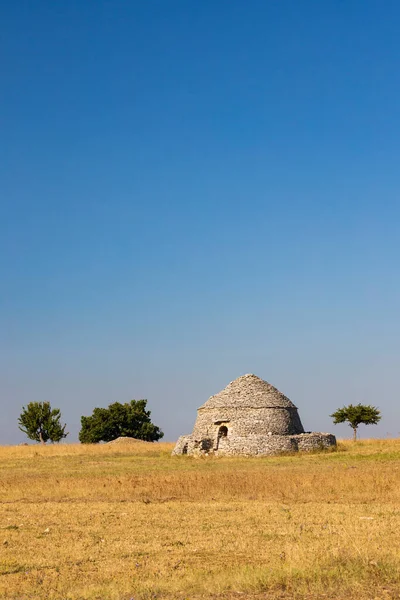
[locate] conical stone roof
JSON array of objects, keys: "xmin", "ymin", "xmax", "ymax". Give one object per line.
[{"xmin": 199, "ymin": 374, "xmax": 297, "ymax": 410}]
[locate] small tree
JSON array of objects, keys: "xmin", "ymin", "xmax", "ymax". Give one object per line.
[
  {"xmin": 330, "ymin": 403, "xmax": 381, "ymax": 441},
  {"xmin": 79, "ymin": 399, "xmax": 164, "ymax": 443},
  {"xmin": 18, "ymin": 402, "xmax": 68, "ymax": 444}
]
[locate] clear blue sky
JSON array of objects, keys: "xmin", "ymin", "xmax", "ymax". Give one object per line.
[{"xmin": 1, "ymin": 0, "xmax": 400, "ymax": 443}]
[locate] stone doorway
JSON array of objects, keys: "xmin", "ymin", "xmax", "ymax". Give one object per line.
[{"xmin": 215, "ymin": 425, "xmax": 228, "ymax": 450}]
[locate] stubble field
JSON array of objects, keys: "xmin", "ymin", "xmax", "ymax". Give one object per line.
[{"xmin": 0, "ymin": 438, "xmax": 400, "ymax": 600}]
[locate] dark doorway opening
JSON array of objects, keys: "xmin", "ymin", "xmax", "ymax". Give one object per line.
[{"xmin": 218, "ymin": 425, "xmax": 228, "ymax": 439}]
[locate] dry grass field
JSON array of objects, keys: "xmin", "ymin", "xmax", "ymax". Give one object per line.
[{"xmin": 1, "ymin": 438, "xmax": 400, "ymax": 600}]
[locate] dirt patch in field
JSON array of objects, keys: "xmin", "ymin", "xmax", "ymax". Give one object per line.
[{"xmin": 107, "ymin": 436, "xmax": 150, "ymax": 445}]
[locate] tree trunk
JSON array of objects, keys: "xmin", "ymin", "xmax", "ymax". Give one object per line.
[
  {"xmin": 353, "ymin": 427, "xmax": 357, "ymax": 442},
  {"xmin": 39, "ymin": 431, "xmax": 45, "ymax": 445}
]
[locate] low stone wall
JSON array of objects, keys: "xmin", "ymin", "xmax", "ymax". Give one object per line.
[
  {"xmin": 172, "ymin": 436, "xmax": 191, "ymax": 455},
  {"xmin": 293, "ymin": 432, "xmax": 337, "ymax": 452},
  {"xmin": 172, "ymin": 435, "xmax": 213, "ymax": 456},
  {"xmin": 172, "ymin": 432, "xmax": 336, "ymax": 457},
  {"xmin": 216, "ymin": 434, "xmax": 298, "ymax": 456}
]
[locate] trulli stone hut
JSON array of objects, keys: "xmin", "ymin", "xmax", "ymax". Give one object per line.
[{"xmin": 173, "ymin": 374, "xmax": 336, "ymax": 456}]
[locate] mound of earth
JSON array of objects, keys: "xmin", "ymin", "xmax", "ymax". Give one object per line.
[{"xmin": 107, "ymin": 436, "xmax": 150, "ymax": 445}]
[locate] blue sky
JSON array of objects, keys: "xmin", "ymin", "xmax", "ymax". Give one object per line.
[{"xmin": 1, "ymin": 0, "xmax": 400, "ymax": 443}]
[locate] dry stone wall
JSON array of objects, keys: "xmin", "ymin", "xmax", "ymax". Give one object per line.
[
  {"xmin": 192, "ymin": 406, "xmax": 304, "ymax": 438},
  {"xmin": 172, "ymin": 432, "xmax": 336, "ymax": 457}
]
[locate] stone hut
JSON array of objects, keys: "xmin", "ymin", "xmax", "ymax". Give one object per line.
[{"xmin": 173, "ymin": 374, "xmax": 336, "ymax": 456}]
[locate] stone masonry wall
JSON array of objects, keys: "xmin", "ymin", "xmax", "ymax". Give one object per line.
[
  {"xmin": 193, "ymin": 407, "xmax": 304, "ymax": 438},
  {"xmin": 192, "ymin": 406, "xmax": 305, "ymax": 439},
  {"xmin": 172, "ymin": 432, "xmax": 336, "ymax": 457}
]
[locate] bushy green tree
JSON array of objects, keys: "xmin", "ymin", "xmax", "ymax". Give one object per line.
[
  {"xmin": 79, "ymin": 399, "xmax": 164, "ymax": 443},
  {"xmin": 18, "ymin": 402, "xmax": 68, "ymax": 444},
  {"xmin": 330, "ymin": 403, "xmax": 381, "ymax": 441}
]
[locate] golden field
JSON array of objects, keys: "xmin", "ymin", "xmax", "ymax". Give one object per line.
[{"xmin": 0, "ymin": 439, "xmax": 400, "ymax": 600}]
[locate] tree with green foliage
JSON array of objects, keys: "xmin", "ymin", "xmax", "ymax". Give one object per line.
[
  {"xmin": 79, "ymin": 399, "xmax": 164, "ymax": 444},
  {"xmin": 330, "ymin": 403, "xmax": 381, "ymax": 441},
  {"xmin": 18, "ymin": 402, "xmax": 68, "ymax": 444}
]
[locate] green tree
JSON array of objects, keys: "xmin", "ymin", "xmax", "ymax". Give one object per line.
[
  {"xmin": 330, "ymin": 403, "xmax": 381, "ymax": 441},
  {"xmin": 18, "ymin": 402, "xmax": 68, "ymax": 444},
  {"xmin": 79, "ymin": 399, "xmax": 164, "ymax": 443}
]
